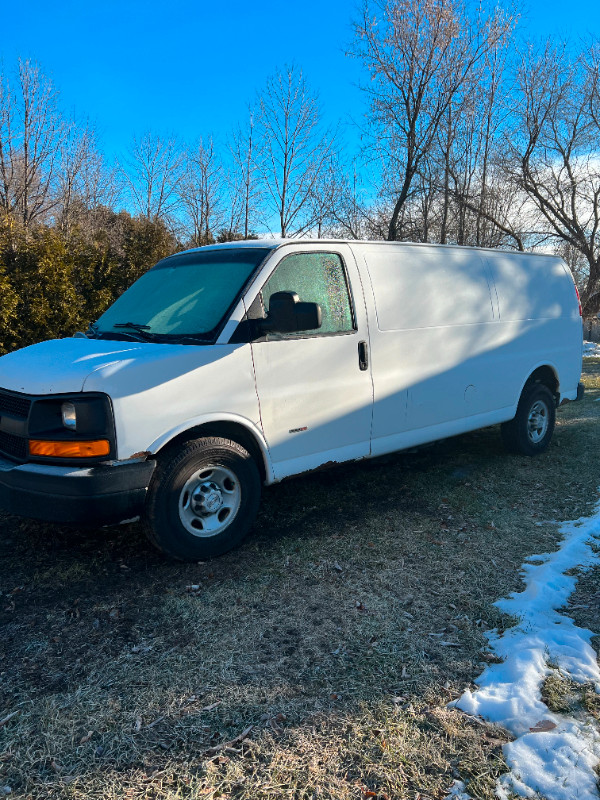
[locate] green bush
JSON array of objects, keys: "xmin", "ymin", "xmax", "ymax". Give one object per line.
[{"xmin": 0, "ymin": 212, "xmax": 178, "ymax": 355}]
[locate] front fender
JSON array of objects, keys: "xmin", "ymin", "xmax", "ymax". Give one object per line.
[{"xmin": 146, "ymin": 413, "xmax": 274, "ymax": 483}]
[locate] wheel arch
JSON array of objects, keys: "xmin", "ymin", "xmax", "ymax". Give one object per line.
[
  {"xmin": 519, "ymin": 364, "xmax": 560, "ymax": 406},
  {"xmin": 148, "ymin": 415, "xmax": 273, "ymax": 484}
]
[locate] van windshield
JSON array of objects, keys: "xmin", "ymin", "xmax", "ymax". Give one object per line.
[{"xmin": 94, "ymin": 248, "xmax": 271, "ymax": 342}]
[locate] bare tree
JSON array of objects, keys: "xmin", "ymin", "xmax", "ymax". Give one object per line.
[
  {"xmin": 230, "ymin": 110, "xmax": 261, "ymax": 239},
  {"xmin": 436, "ymin": 36, "xmax": 526, "ymax": 249},
  {"xmin": 178, "ymin": 137, "xmax": 228, "ymax": 246},
  {"xmin": 308, "ymin": 154, "xmax": 374, "ymax": 239},
  {"xmin": 506, "ymin": 41, "xmax": 600, "ymax": 313},
  {"xmin": 56, "ymin": 121, "xmax": 120, "ymax": 235},
  {"xmin": 121, "ymin": 132, "xmax": 183, "ymax": 223},
  {"xmin": 307, "ymin": 154, "xmax": 345, "ymax": 237},
  {"xmin": 0, "ymin": 59, "xmax": 66, "ymax": 226},
  {"xmin": 352, "ymin": 0, "xmax": 514, "ymax": 241},
  {"xmin": 255, "ymin": 66, "xmax": 334, "ymax": 237},
  {"xmin": 0, "ymin": 65, "xmax": 17, "ymax": 219}
]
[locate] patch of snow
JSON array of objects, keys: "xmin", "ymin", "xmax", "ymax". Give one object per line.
[
  {"xmin": 450, "ymin": 504, "xmax": 600, "ymax": 800},
  {"xmin": 583, "ymin": 340, "xmax": 600, "ymax": 358},
  {"xmin": 445, "ymin": 779, "xmax": 472, "ymax": 798}
]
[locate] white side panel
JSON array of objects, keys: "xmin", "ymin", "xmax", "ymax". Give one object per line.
[
  {"xmin": 368, "ymin": 248, "xmax": 495, "ymax": 330},
  {"xmin": 359, "ymin": 245, "xmax": 499, "ymax": 440},
  {"xmin": 487, "ymin": 252, "xmax": 574, "ymax": 320},
  {"xmin": 485, "ymin": 253, "xmax": 583, "ymax": 401},
  {"xmin": 370, "ymin": 405, "xmax": 515, "ymax": 458},
  {"xmin": 371, "ymin": 323, "xmax": 503, "ymax": 435},
  {"xmin": 353, "ymin": 244, "xmax": 583, "ymax": 457},
  {"xmin": 464, "ymin": 316, "xmax": 576, "ymax": 409}
]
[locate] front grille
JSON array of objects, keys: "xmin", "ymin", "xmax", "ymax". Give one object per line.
[
  {"xmin": 0, "ymin": 431, "xmax": 28, "ymax": 461},
  {"xmin": 0, "ymin": 390, "xmax": 31, "ymax": 419}
]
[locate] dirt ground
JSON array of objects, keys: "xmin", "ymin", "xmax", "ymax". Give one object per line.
[{"xmin": 1, "ymin": 362, "xmax": 599, "ymax": 800}]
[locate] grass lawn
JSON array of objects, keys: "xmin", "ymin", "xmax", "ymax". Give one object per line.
[{"xmin": 1, "ymin": 362, "xmax": 599, "ymax": 799}]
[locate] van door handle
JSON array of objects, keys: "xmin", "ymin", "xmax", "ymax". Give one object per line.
[{"xmin": 358, "ymin": 340, "xmax": 369, "ymax": 371}]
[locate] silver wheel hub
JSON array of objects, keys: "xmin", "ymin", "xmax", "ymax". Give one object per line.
[
  {"xmin": 179, "ymin": 466, "xmax": 241, "ymax": 537},
  {"xmin": 192, "ymin": 482, "xmax": 223, "ymax": 514},
  {"xmin": 527, "ymin": 400, "xmax": 549, "ymax": 444}
]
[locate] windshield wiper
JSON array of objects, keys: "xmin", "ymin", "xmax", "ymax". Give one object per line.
[
  {"xmin": 114, "ymin": 322, "xmax": 152, "ymax": 331},
  {"xmin": 109, "ymin": 322, "xmax": 158, "ymax": 342}
]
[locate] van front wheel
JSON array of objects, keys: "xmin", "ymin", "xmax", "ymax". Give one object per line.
[
  {"xmin": 501, "ymin": 383, "xmax": 556, "ymax": 456},
  {"xmin": 143, "ymin": 436, "xmax": 261, "ymax": 561}
]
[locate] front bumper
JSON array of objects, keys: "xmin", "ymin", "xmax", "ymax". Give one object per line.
[{"xmin": 0, "ymin": 456, "xmax": 156, "ymax": 525}]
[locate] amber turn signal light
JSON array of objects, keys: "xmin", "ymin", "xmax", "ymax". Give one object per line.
[{"xmin": 29, "ymin": 439, "xmax": 110, "ymax": 458}]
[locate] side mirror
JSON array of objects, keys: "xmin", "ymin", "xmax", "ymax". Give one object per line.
[{"xmin": 261, "ymin": 291, "xmax": 322, "ymax": 334}]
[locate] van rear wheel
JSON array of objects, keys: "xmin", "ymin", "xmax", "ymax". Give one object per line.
[
  {"xmin": 501, "ymin": 383, "xmax": 556, "ymax": 456},
  {"xmin": 143, "ymin": 436, "xmax": 261, "ymax": 561}
]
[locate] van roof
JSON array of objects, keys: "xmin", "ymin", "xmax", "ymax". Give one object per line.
[
  {"xmin": 183, "ymin": 239, "xmax": 560, "ymax": 260},
  {"xmin": 182, "ymin": 240, "xmax": 280, "ymax": 252}
]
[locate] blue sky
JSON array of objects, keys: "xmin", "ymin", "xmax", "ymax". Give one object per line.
[{"xmin": 2, "ymin": 0, "xmax": 600, "ymax": 162}]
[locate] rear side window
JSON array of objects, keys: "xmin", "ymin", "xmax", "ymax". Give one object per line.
[
  {"xmin": 364, "ymin": 247, "xmax": 495, "ymax": 330},
  {"xmin": 261, "ymin": 252, "xmax": 355, "ymax": 335}
]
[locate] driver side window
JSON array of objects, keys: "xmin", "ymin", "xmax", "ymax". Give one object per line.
[{"xmin": 261, "ymin": 252, "xmax": 355, "ymax": 336}]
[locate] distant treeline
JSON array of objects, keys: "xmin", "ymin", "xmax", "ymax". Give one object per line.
[{"xmin": 2, "ymin": 0, "xmax": 600, "ymax": 353}]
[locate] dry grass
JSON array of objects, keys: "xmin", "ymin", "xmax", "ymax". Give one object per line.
[
  {"xmin": 1, "ymin": 362, "xmax": 599, "ymax": 799},
  {"xmin": 541, "ymin": 670, "xmax": 600, "ymax": 721}
]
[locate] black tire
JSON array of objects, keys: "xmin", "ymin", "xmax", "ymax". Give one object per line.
[
  {"xmin": 143, "ymin": 436, "xmax": 261, "ymax": 561},
  {"xmin": 501, "ymin": 383, "xmax": 556, "ymax": 456}
]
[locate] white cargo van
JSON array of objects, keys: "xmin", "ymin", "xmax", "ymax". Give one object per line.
[{"xmin": 0, "ymin": 240, "xmax": 584, "ymax": 559}]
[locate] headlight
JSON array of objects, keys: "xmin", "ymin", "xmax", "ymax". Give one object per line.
[
  {"xmin": 27, "ymin": 393, "xmax": 115, "ymax": 462},
  {"xmin": 61, "ymin": 401, "xmax": 77, "ymax": 430}
]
